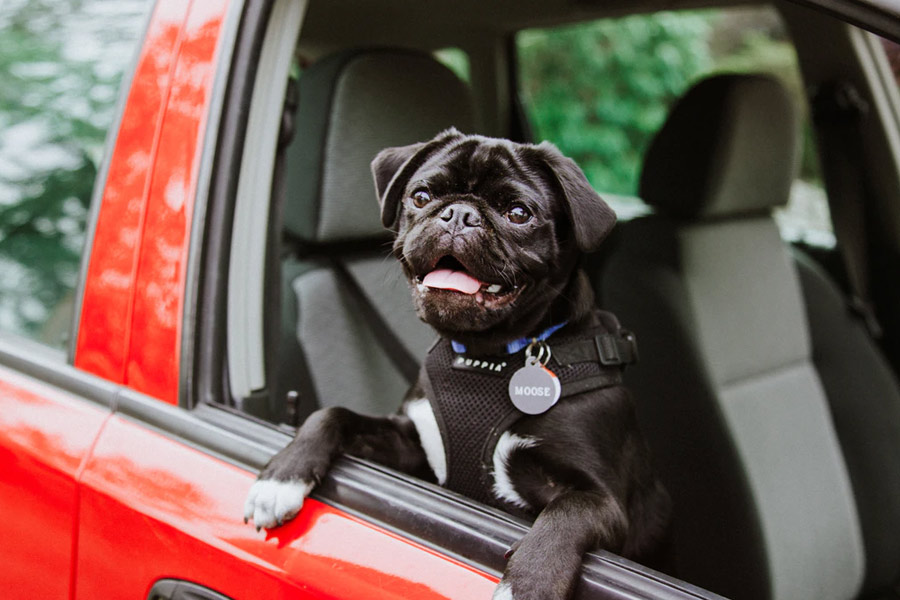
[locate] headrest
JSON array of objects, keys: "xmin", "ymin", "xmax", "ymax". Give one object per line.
[
  {"xmin": 639, "ymin": 74, "xmax": 799, "ymax": 219},
  {"xmin": 284, "ymin": 49, "xmax": 476, "ymax": 244}
]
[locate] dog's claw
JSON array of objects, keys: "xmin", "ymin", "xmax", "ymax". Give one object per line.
[{"xmin": 504, "ymin": 538, "xmax": 523, "ymax": 560}]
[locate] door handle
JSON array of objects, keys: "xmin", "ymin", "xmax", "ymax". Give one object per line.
[{"xmin": 148, "ymin": 579, "xmax": 233, "ymax": 600}]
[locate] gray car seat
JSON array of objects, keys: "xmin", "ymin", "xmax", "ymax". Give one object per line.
[
  {"xmin": 276, "ymin": 49, "xmax": 476, "ymax": 421},
  {"xmin": 600, "ymin": 73, "xmax": 900, "ymax": 600}
]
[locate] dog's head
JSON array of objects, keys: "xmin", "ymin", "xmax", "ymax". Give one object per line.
[{"xmin": 371, "ymin": 128, "xmax": 616, "ymax": 349}]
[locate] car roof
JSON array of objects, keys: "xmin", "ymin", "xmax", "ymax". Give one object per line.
[{"xmin": 299, "ymin": 0, "xmax": 900, "ymax": 54}]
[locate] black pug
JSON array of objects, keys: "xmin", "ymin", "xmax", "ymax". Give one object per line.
[{"xmin": 244, "ymin": 128, "xmax": 670, "ymax": 600}]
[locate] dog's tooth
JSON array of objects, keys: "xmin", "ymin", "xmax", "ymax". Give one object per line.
[
  {"xmin": 486, "ymin": 284, "xmax": 502, "ymax": 294},
  {"xmin": 476, "ymin": 292, "xmax": 485, "ymax": 304}
]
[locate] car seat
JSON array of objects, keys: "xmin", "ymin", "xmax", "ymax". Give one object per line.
[
  {"xmin": 599, "ymin": 73, "xmax": 900, "ymax": 600},
  {"xmin": 275, "ymin": 49, "xmax": 476, "ymax": 422}
]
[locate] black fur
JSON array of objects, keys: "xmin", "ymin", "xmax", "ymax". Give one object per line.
[{"xmin": 247, "ymin": 130, "xmax": 669, "ymax": 600}]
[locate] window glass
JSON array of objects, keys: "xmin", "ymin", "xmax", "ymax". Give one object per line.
[
  {"xmin": 0, "ymin": 0, "xmax": 148, "ymax": 349},
  {"xmin": 434, "ymin": 47, "xmax": 471, "ymax": 83},
  {"xmin": 516, "ymin": 6, "xmax": 833, "ymax": 246}
]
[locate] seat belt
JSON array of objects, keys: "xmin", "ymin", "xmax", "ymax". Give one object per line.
[
  {"xmin": 812, "ymin": 81, "xmax": 883, "ymax": 338},
  {"xmin": 271, "ymin": 75, "xmax": 323, "ymax": 426},
  {"xmin": 329, "ymin": 260, "xmax": 421, "ymax": 385}
]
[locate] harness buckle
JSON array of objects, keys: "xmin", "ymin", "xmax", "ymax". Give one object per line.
[{"xmin": 594, "ymin": 331, "xmax": 639, "ymax": 366}]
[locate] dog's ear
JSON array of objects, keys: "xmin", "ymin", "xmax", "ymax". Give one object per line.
[
  {"xmin": 532, "ymin": 141, "xmax": 616, "ymax": 253},
  {"xmin": 372, "ymin": 128, "xmax": 464, "ymax": 229}
]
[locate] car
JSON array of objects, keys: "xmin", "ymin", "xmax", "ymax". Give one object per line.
[{"xmin": 3, "ymin": 0, "xmax": 900, "ymax": 598}]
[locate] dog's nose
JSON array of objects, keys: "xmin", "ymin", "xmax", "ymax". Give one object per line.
[{"xmin": 439, "ymin": 204, "xmax": 482, "ymax": 231}]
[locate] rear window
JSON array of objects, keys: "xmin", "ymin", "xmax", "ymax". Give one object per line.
[
  {"xmin": 0, "ymin": 0, "xmax": 149, "ymax": 350},
  {"xmin": 516, "ymin": 6, "xmax": 833, "ymax": 246}
]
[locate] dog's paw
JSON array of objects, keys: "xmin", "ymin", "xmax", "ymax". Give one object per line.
[
  {"xmin": 492, "ymin": 581, "xmax": 515, "ymax": 600},
  {"xmin": 495, "ymin": 535, "xmax": 582, "ymax": 600},
  {"xmin": 243, "ymin": 478, "xmax": 315, "ymax": 530}
]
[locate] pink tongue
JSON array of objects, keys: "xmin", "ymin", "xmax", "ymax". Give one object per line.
[{"xmin": 422, "ymin": 269, "xmax": 483, "ymax": 294}]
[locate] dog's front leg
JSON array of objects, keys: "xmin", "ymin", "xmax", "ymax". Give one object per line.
[
  {"xmin": 494, "ymin": 490, "xmax": 628, "ymax": 600},
  {"xmin": 244, "ymin": 406, "xmax": 430, "ymax": 529}
]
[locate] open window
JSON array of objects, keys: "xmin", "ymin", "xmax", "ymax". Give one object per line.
[
  {"xmin": 216, "ymin": 3, "xmax": 859, "ymax": 425},
  {"xmin": 514, "ymin": 5, "xmax": 834, "ymax": 246}
]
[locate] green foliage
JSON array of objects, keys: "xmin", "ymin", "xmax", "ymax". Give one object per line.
[
  {"xmin": 434, "ymin": 47, "xmax": 471, "ymax": 83},
  {"xmin": 519, "ymin": 12, "xmax": 714, "ymax": 195},
  {"xmin": 518, "ymin": 9, "xmax": 819, "ymax": 194},
  {"xmin": 0, "ymin": 0, "xmax": 145, "ymax": 345}
]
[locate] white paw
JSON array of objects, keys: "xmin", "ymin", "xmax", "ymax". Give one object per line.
[
  {"xmin": 492, "ymin": 581, "xmax": 514, "ymax": 600},
  {"xmin": 243, "ymin": 478, "xmax": 314, "ymax": 529}
]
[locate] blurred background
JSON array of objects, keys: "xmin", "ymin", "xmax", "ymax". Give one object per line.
[
  {"xmin": 0, "ymin": 0, "xmax": 146, "ymax": 347},
  {"xmin": 513, "ymin": 7, "xmax": 834, "ymax": 245}
]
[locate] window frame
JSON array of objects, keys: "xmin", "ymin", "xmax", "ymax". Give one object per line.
[
  {"xmin": 191, "ymin": 0, "xmax": 275, "ymax": 413},
  {"xmin": 222, "ymin": 0, "xmax": 306, "ymax": 405}
]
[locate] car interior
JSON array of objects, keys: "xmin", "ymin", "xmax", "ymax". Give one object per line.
[{"xmin": 216, "ymin": 0, "xmax": 900, "ymax": 598}]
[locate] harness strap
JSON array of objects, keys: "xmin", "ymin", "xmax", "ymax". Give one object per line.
[
  {"xmin": 560, "ymin": 372, "xmax": 624, "ymax": 398},
  {"xmin": 552, "ymin": 331, "xmax": 638, "ymax": 368}
]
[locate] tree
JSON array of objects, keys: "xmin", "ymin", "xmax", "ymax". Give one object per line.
[
  {"xmin": 518, "ymin": 12, "xmax": 714, "ymax": 195},
  {"xmin": 0, "ymin": 0, "xmax": 145, "ymax": 345},
  {"xmin": 518, "ymin": 8, "xmax": 818, "ymax": 195}
]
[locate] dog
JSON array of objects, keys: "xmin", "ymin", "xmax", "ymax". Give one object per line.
[{"xmin": 244, "ymin": 128, "xmax": 670, "ymax": 600}]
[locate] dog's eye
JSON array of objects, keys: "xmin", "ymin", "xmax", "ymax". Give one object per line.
[
  {"xmin": 506, "ymin": 204, "xmax": 532, "ymax": 224},
  {"xmin": 412, "ymin": 190, "xmax": 432, "ymax": 208}
]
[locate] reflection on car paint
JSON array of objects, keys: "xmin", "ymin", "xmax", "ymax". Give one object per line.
[
  {"xmin": 76, "ymin": 414, "xmax": 498, "ymax": 599},
  {"xmin": 0, "ymin": 365, "xmax": 110, "ymax": 599},
  {"xmin": 77, "ymin": 0, "xmax": 228, "ymax": 404}
]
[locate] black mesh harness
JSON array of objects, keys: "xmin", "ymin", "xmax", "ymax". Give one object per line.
[{"xmin": 420, "ymin": 310, "xmax": 637, "ymax": 511}]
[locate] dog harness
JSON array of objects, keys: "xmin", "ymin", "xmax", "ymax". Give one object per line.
[{"xmin": 420, "ymin": 309, "xmax": 638, "ymax": 512}]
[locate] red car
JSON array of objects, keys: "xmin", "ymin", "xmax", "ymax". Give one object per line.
[{"xmin": 4, "ymin": 0, "xmax": 900, "ymax": 598}]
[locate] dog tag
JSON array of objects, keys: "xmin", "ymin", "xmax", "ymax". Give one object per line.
[{"xmin": 508, "ymin": 359, "xmax": 561, "ymax": 415}]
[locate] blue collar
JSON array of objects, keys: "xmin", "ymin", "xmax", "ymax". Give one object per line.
[{"xmin": 451, "ymin": 321, "xmax": 568, "ymax": 355}]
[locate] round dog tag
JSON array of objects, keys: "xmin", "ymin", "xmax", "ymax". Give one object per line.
[{"xmin": 508, "ymin": 361, "xmax": 561, "ymax": 415}]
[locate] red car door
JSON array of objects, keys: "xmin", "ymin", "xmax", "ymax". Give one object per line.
[
  {"xmin": 0, "ymin": 362, "xmax": 111, "ymax": 599},
  {"xmin": 74, "ymin": 404, "xmax": 499, "ymax": 599}
]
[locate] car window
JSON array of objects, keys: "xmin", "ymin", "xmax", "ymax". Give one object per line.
[
  {"xmin": 516, "ymin": 5, "xmax": 835, "ymax": 247},
  {"xmin": 0, "ymin": 0, "xmax": 148, "ymax": 351},
  {"xmin": 434, "ymin": 48, "xmax": 471, "ymax": 83}
]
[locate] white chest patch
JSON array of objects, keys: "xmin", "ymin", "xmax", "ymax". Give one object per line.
[
  {"xmin": 405, "ymin": 397, "xmax": 447, "ymax": 484},
  {"xmin": 491, "ymin": 431, "xmax": 538, "ymax": 510},
  {"xmin": 406, "ymin": 398, "xmax": 539, "ymax": 510}
]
